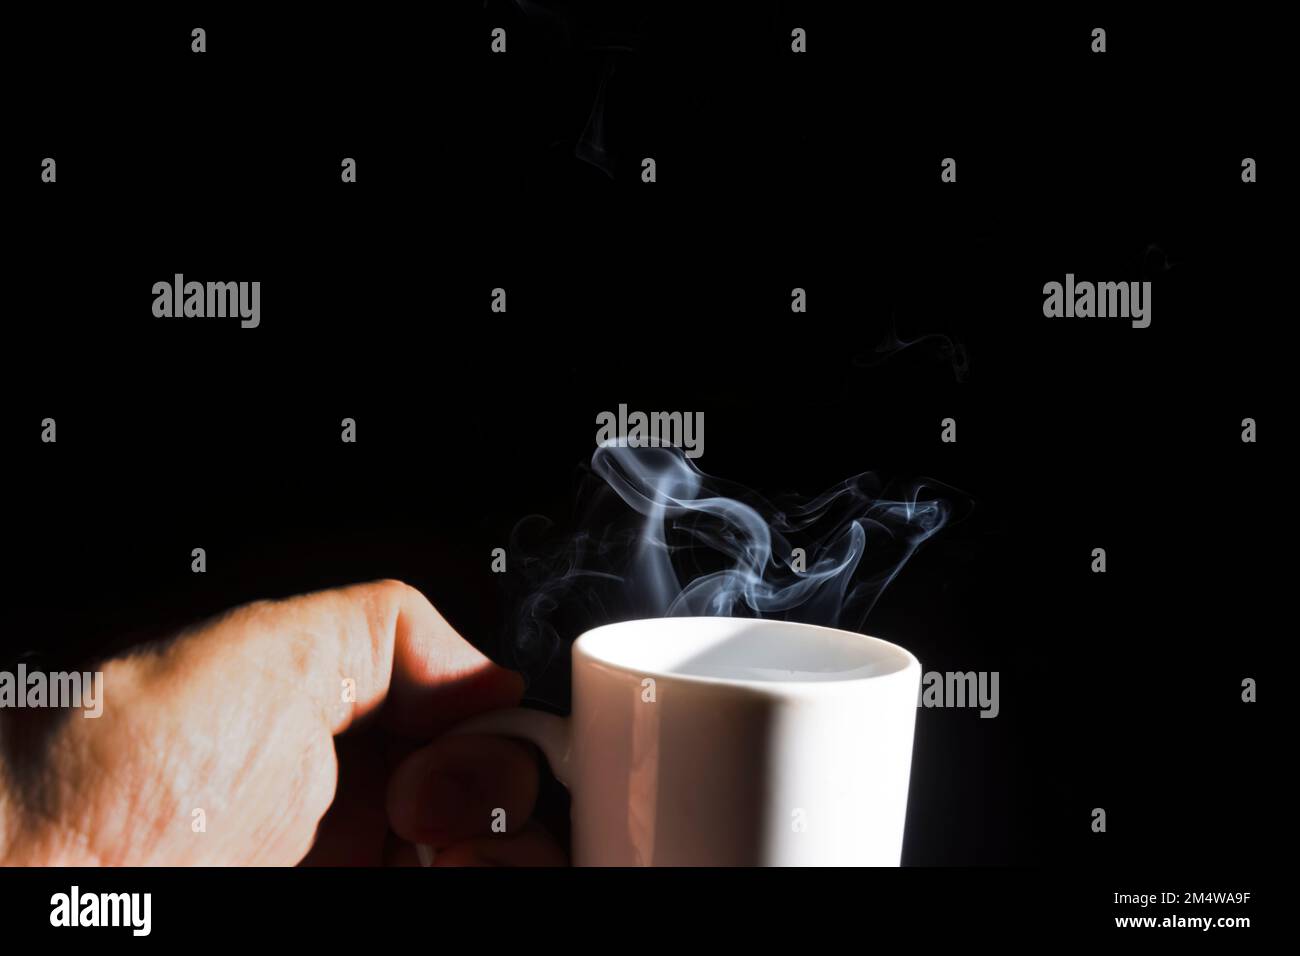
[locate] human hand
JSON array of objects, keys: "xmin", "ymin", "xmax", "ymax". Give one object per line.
[{"xmin": 0, "ymin": 580, "xmax": 565, "ymax": 866}]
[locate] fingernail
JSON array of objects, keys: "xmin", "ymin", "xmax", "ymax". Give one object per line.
[{"xmin": 417, "ymin": 844, "xmax": 437, "ymax": 867}]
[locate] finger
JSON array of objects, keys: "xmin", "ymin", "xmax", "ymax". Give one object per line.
[
  {"xmin": 435, "ymin": 821, "xmax": 567, "ymax": 867},
  {"xmin": 381, "ymin": 832, "xmax": 423, "ymax": 867},
  {"xmin": 387, "ymin": 733, "xmax": 539, "ymax": 847},
  {"xmin": 189, "ymin": 579, "xmax": 523, "ymax": 739}
]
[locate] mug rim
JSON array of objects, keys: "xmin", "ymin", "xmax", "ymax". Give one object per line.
[{"xmin": 572, "ymin": 616, "xmax": 920, "ymax": 692}]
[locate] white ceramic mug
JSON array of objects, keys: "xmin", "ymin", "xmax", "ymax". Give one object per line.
[{"xmin": 455, "ymin": 617, "xmax": 921, "ymax": 866}]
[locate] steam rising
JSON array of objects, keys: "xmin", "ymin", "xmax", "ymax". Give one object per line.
[
  {"xmin": 504, "ymin": 444, "xmax": 965, "ymax": 678},
  {"xmin": 858, "ymin": 319, "xmax": 969, "ymax": 382}
]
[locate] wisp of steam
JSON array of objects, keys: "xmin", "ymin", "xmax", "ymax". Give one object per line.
[{"xmin": 503, "ymin": 444, "xmax": 965, "ymax": 680}]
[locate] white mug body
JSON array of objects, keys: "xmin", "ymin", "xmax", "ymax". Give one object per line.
[{"xmin": 454, "ymin": 616, "xmax": 920, "ymax": 866}]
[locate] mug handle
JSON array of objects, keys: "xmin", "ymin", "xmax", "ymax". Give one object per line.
[{"xmin": 447, "ymin": 707, "xmax": 574, "ymax": 788}]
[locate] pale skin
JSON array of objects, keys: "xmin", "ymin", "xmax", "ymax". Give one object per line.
[{"xmin": 0, "ymin": 580, "xmax": 565, "ymax": 866}]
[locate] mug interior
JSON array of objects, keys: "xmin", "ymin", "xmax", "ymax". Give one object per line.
[{"xmin": 574, "ymin": 617, "xmax": 915, "ymax": 685}]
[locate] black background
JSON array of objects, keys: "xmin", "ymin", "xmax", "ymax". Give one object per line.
[{"xmin": 0, "ymin": 1, "xmax": 1280, "ymax": 938}]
